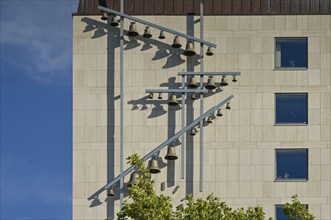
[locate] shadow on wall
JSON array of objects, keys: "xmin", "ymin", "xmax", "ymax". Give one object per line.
[{"xmin": 80, "ymin": 17, "xmax": 201, "ymax": 69}]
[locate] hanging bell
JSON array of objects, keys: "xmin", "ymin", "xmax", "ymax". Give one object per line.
[
  {"xmin": 216, "ymin": 109, "xmax": 223, "ymax": 117},
  {"xmin": 148, "ymin": 93, "xmax": 154, "ymax": 99},
  {"xmin": 101, "ymin": 11, "xmax": 108, "ymax": 20},
  {"xmin": 205, "ymin": 77, "xmax": 216, "ymax": 90},
  {"xmin": 158, "ymin": 93, "xmax": 163, "ymax": 100},
  {"xmin": 207, "ymin": 116, "xmax": 213, "ymax": 123},
  {"xmin": 107, "ymin": 189, "xmax": 115, "ymax": 197},
  {"xmin": 190, "ymin": 128, "xmax": 198, "ymax": 136},
  {"xmin": 206, "ymin": 47, "xmax": 214, "ymax": 56},
  {"xmin": 226, "ymin": 102, "xmax": 231, "ymax": 109},
  {"xmin": 159, "ymin": 31, "xmax": 165, "ymax": 39},
  {"xmin": 172, "ymin": 36, "xmax": 182, "ymax": 48},
  {"xmin": 149, "ymin": 158, "xmax": 161, "ymax": 174},
  {"xmin": 187, "ymin": 76, "xmax": 198, "ymax": 89},
  {"xmin": 232, "ymin": 75, "xmax": 237, "ymax": 82},
  {"xmin": 190, "ymin": 93, "xmax": 197, "ymax": 100},
  {"xmin": 168, "ymin": 94, "xmax": 179, "ymax": 106},
  {"xmin": 110, "ymin": 16, "xmax": 119, "ymax": 27},
  {"xmin": 143, "ymin": 26, "xmax": 152, "ymax": 38},
  {"xmin": 128, "ymin": 22, "xmax": 139, "ymax": 37},
  {"xmin": 183, "ymin": 41, "xmax": 196, "ymax": 56},
  {"xmin": 165, "ymin": 146, "xmax": 178, "ymax": 160},
  {"xmin": 128, "ymin": 172, "xmax": 139, "ymax": 187},
  {"xmin": 220, "ymin": 76, "xmax": 228, "ymax": 86}
]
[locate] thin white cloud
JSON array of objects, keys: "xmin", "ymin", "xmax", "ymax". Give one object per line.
[{"xmin": 0, "ymin": 0, "xmax": 78, "ymax": 84}]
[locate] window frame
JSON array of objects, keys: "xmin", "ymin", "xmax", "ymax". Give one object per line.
[
  {"xmin": 274, "ymin": 93, "xmax": 308, "ymax": 126},
  {"xmin": 274, "ymin": 148, "xmax": 309, "ymax": 182},
  {"xmin": 274, "ymin": 37, "xmax": 308, "ymax": 70}
]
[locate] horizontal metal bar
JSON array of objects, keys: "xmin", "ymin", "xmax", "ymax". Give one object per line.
[
  {"xmin": 178, "ymin": 71, "xmax": 241, "ymax": 76},
  {"xmin": 98, "ymin": 6, "xmax": 217, "ymax": 48},
  {"xmin": 145, "ymin": 89, "xmax": 208, "ymax": 94},
  {"xmin": 99, "ymin": 95, "xmax": 234, "ymax": 192}
]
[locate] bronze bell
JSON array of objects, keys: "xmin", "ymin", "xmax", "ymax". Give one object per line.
[
  {"xmin": 226, "ymin": 102, "xmax": 231, "ymax": 109},
  {"xmin": 216, "ymin": 109, "xmax": 223, "ymax": 117},
  {"xmin": 101, "ymin": 11, "xmax": 108, "ymax": 20},
  {"xmin": 165, "ymin": 146, "xmax": 178, "ymax": 160},
  {"xmin": 206, "ymin": 47, "xmax": 214, "ymax": 56},
  {"xmin": 183, "ymin": 41, "xmax": 196, "ymax": 56},
  {"xmin": 128, "ymin": 172, "xmax": 139, "ymax": 187},
  {"xmin": 172, "ymin": 36, "xmax": 181, "ymax": 48},
  {"xmin": 110, "ymin": 16, "xmax": 119, "ymax": 27},
  {"xmin": 220, "ymin": 76, "xmax": 228, "ymax": 86},
  {"xmin": 190, "ymin": 93, "xmax": 197, "ymax": 100},
  {"xmin": 143, "ymin": 26, "xmax": 152, "ymax": 38},
  {"xmin": 158, "ymin": 93, "xmax": 163, "ymax": 99},
  {"xmin": 159, "ymin": 31, "xmax": 165, "ymax": 39},
  {"xmin": 190, "ymin": 128, "xmax": 198, "ymax": 136},
  {"xmin": 128, "ymin": 22, "xmax": 139, "ymax": 37},
  {"xmin": 205, "ymin": 77, "xmax": 216, "ymax": 90},
  {"xmin": 168, "ymin": 94, "xmax": 179, "ymax": 106},
  {"xmin": 187, "ymin": 76, "xmax": 198, "ymax": 89},
  {"xmin": 232, "ymin": 75, "xmax": 237, "ymax": 82},
  {"xmin": 107, "ymin": 189, "xmax": 115, "ymax": 196},
  {"xmin": 148, "ymin": 93, "xmax": 154, "ymax": 99},
  {"xmin": 149, "ymin": 158, "xmax": 161, "ymax": 174},
  {"xmin": 207, "ymin": 116, "xmax": 213, "ymax": 123}
]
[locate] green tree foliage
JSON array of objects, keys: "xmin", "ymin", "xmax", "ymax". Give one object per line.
[
  {"xmin": 116, "ymin": 154, "xmax": 315, "ymax": 220},
  {"xmin": 283, "ymin": 194, "xmax": 315, "ymax": 220}
]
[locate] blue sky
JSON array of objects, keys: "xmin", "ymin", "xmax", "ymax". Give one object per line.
[{"xmin": 1, "ymin": 0, "xmax": 78, "ymax": 219}]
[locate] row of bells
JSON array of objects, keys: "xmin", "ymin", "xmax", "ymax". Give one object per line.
[{"xmin": 101, "ymin": 12, "xmax": 214, "ymax": 57}]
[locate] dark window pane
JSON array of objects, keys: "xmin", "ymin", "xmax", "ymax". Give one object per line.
[
  {"xmin": 275, "ymin": 38, "xmax": 307, "ymax": 68},
  {"xmin": 276, "ymin": 149, "xmax": 308, "ymax": 180},
  {"xmin": 276, "ymin": 205, "xmax": 289, "ymax": 220},
  {"xmin": 275, "ymin": 93, "xmax": 308, "ymax": 124}
]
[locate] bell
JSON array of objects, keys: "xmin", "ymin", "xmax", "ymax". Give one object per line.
[
  {"xmin": 216, "ymin": 109, "xmax": 223, "ymax": 117},
  {"xmin": 187, "ymin": 76, "xmax": 198, "ymax": 89},
  {"xmin": 172, "ymin": 36, "xmax": 181, "ymax": 48},
  {"xmin": 183, "ymin": 41, "xmax": 196, "ymax": 56},
  {"xmin": 101, "ymin": 11, "xmax": 108, "ymax": 20},
  {"xmin": 168, "ymin": 94, "xmax": 179, "ymax": 106},
  {"xmin": 107, "ymin": 189, "xmax": 115, "ymax": 197},
  {"xmin": 143, "ymin": 26, "xmax": 152, "ymax": 38},
  {"xmin": 149, "ymin": 158, "xmax": 161, "ymax": 174},
  {"xmin": 128, "ymin": 172, "xmax": 139, "ymax": 187},
  {"xmin": 190, "ymin": 93, "xmax": 197, "ymax": 100},
  {"xmin": 205, "ymin": 77, "xmax": 216, "ymax": 90},
  {"xmin": 190, "ymin": 128, "xmax": 197, "ymax": 136},
  {"xmin": 128, "ymin": 22, "xmax": 139, "ymax": 37},
  {"xmin": 165, "ymin": 146, "xmax": 178, "ymax": 160},
  {"xmin": 232, "ymin": 75, "xmax": 237, "ymax": 82},
  {"xmin": 226, "ymin": 102, "xmax": 231, "ymax": 109},
  {"xmin": 207, "ymin": 116, "xmax": 213, "ymax": 123},
  {"xmin": 220, "ymin": 76, "xmax": 228, "ymax": 86},
  {"xmin": 159, "ymin": 31, "xmax": 165, "ymax": 39},
  {"xmin": 206, "ymin": 47, "xmax": 214, "ymax": 56},
  {"xmin": 158, "ymin": 93, "xmax": 162, "ymax": 100},
  {"xmin": 148, "ymin": 93, "xmax": 154, "ymax": 99},
  {"xmin": 110, "ymin": 16, "xmax": 119, "ymax": 27}
]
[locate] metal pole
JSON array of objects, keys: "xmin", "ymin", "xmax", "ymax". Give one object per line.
[
  {"xmin": 181, "ymin": 71, "xmax": 185, "ymax": 179},
  {"xmin": 199, "ymin": 1, "xmax": 204, "ymax": 193},
  {"xmin": 119, "ymin": 0, "xmax": 124, "ymax": 208}
]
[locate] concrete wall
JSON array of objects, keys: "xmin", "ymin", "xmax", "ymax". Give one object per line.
[{"xmin": 73, "ymin": 15, "xmax": 331, "ymax": 219}]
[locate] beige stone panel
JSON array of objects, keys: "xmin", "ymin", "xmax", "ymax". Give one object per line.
[
  {"xmin": 275, "ymin": 16, "xmax": 286, "ymax": 30},
  {"xmin": 285, "ymin": 182, "xmax": 299, "ymax": 197},
  {"xmin": 321, "ymin": 204, "xmax": 331, "ymax": 220},
  {"xmin": 262, "ymin": 165, "xmax": 274, "ymax": 181},
  {"xmin": 296, "ymin": 126, "xmax": 308, "ymax": 141},
  {"xmin": 309, "ymin": 109, "xmax": 321, "ymax": 125},
  {"xmin": 263, "ymin": 109, "xmax": 274, "ymax": 125},
  {"xmin": 251, "ymin": 149, "xmax": 263, "ymax": 165},
  {"xmin": 73, "ymin": 54, "xmax": 85, "ymax": 70},
  {"xmin": 321, "ymin": 37, "xmax": 331, "ymax": 53},
  {"xmin": 297, "ymin": 16, "xmax": 308, "ymax": 30},
  {"xmin": 310, "ymin": 165, "xmax": 321, "ymax": 181},
  {"xmin": 239, "ymin": 182, "xmax": 251, "ymax": 197},
  {"xmin": 321, "ymin": 125, "xmax": 331, "ymax": 141},
  {"xmin": 262, "ymin": 16, "xmax": 275, "ymax": 30},
  {"xmin": 309, "ymin": 125, "xmax": 321, "ymax": 141},
  {"xmin": 262, "ymin": 149, "xmax": 274, "ymax": 165},
  {"xmin": 309, "ymin": 148, "xmax": 321, "ymax": 165},
  {"xmin": 320, "ymin": 15, "xmax": 331, "ymax": 30},
  {"xmin": 284, "ymin": 127, "xmax": 296, "ymax": 142},
  {"xmin": 228, "ymin": 149, "xmax": 239, "ymax": 165},
  {"xmin": 73, "ymin": 205, "xmax": 86, "ymax": 220},
  {"xmin": 321, "ymin": 92, "xmax": 331, "ymax": 109},
  {"xmin": 308, "ymin": 16, "xmax": 321, "ymax": 30},
  {"xmin": 251, "ymin": 37, "xmax": 263, "ymax": 54},
  {"xmin": 275, "ymin": 70, "xmax": 286, "ymax": 85},
  {"xmin": 296, "ymin": 70, "xmax": 308, "ymax": 85},
  {"xmin": 239, "ymin": 38, "xmax": 251, "ymax": 53},
  {"xmin": 251, "ymin": 54, "xmax": 263, "ymax": 70},
  {"xmin": 228, "ymin": 165, "xmax": 239, "ymax": 181},
  {"xmin": 239, "ymin": 149, "xmax": 251, "ymax": 165},
  {"xmin": 238, "ymin": 16, "xmax": 251, "ymax": 31},
  {"xmin": 215, "ymin": 181, "xmax": 228, "ymax": 197},
  {"xmin": 262, "ymin": 93, "xmax": 274, "ymax": 109},
  {"xmin": 215, "ymin": 165, "xmax": 227, "ymax": 181},
  {"xmin": 250, "ymin": 181, "xmax": 262, "ymax": 197},
  {"xmin": 309, "ymin": 92, "xmax": 321, "ymax": 109},
  {"xmin": 74, "ymin": 127, "xmax": 85, "ymax": 143},
  {"xmin": 275, "ymin": 182, "xmax": 286, "ymax": 197},
  {"xmin": 285, "ymin": 71, "xmax": 297, "ymax": 86},
  {"xmin": 286, "ymin": 16, "xmax": 297, "ymax": 30},
  {"xmin": 239, "ymin": 54, "xmax": 251, "ymax": 70},
  {"xmin": 321, "ymin": 109, "xmax": 331, "ymax": 125},
  {"xmin": 250, "ymin": 165, "xmax": 263, "ymax": 181},
  {"xmin": 262, "ymin": 181, "xmax": 275, "ymax": 197},
  {"xmin": 321, "ymin": 53, "xmax": 331, "ymax": 69},
  {"xmin": 309, "ymin": 37, "xmax": 321, "ymax": 53},
  {"xmin": 308, "ymin": 182, "xmax": 322, "ymax": 198},
  {"xmin": 321, "ymin": 149, "xmax": 331, "ymax": 164},
  {"xmin": 251, "ymin": 16, "xmax": 262, "ymax": 30},
  {"xmin": 321, "ymin": 181, "xmax": 331, "ymax": 197},
  {"xmin": 251, "ymin": 70, "xmax": 263, "ymax": 85},
  {"xmin": 73, "ymin": 166, "xmax": 85, "ymax": 183},
  {"xmin": 262, "ymin": 53, "xmax": 274, "ymax": 70},
  {"xmin": 309, "ymin": 53, "xmax": 321, "ymax": 69},
  {"xmin": 239, "ymin": 166, "xmax": 251, "ymax": 181},
  {"xmin": 263, "ymin": 125, "xmax": 275, "ymax": 141},
  {"xmin": 228, "ymin": 181, "xmax": 240, "ymax": 197},
  {"xmin": 226, "ymin": 38, "xmax": 239, "ymax": 53}
]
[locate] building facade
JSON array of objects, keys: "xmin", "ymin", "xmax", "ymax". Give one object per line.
[{"xmin": 73, "ymin": 0, "xmax": 331, "ymax": 219}]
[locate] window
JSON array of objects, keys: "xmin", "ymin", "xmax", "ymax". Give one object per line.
[
  {"xmin": 275, "ymin": 38, "xmax": 308, "ymax": 69},
  {"xmin": 275, "ymin": 204, "xmax": 309, "ymax": 220},
  {"xmin": 275, "ymin": 149, "xmax": 308, "ymax": 181},
  {"xmin": 275, "ymin": 93, "xmax": 308, "ymax": 124}
]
